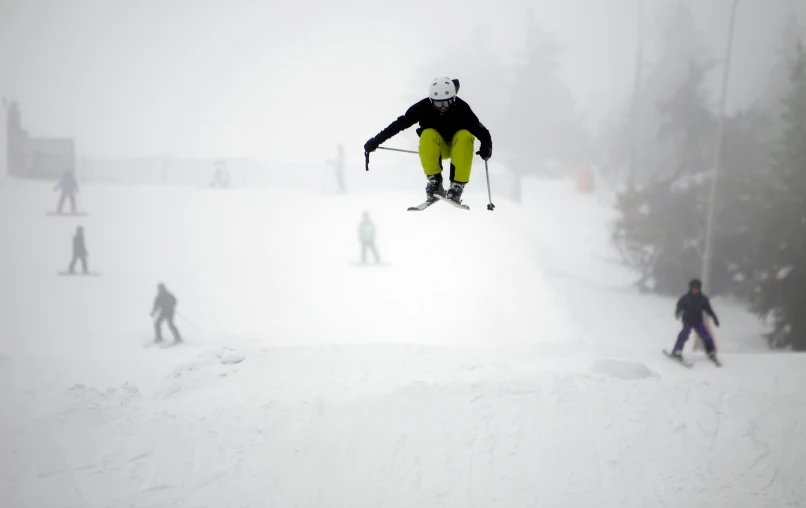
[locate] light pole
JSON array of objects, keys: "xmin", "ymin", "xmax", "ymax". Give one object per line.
[
  {"xmin": 627, "ymin": 0, "xmax": 644, "ymax": 191},
  {"xmin": 696, "ymin": 0, "xmax": 742, "ymax": 351},
  {"xmin": 702, "ymin": 0, "xmax": 742, "ymax": 293}
]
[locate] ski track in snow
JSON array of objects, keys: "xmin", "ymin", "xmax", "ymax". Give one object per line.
[{"xmin": 1, "ymin": 179, "xmax": 805, "ymax": 507}]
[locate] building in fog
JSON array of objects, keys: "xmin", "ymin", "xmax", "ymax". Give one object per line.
[{"xmin": 3, "ymin": 100, "xmax": 75, "ymax": 179}]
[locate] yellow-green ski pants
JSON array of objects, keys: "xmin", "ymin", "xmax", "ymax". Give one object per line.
[{"xmin": 418, "ymin": 128, "xmax": 475, "ymax": 183}]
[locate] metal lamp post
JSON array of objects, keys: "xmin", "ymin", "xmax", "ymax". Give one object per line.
[
  {"xmin": 702, "ymin": 0, "xmax": 743, "ymax": 293},
  {"xmin": 627, "ymin": 0, "xmax": 644, "ymax": 191},
  {"xmin": 695, "ymin": 0, "xmax": 742, "ymax": 351}
]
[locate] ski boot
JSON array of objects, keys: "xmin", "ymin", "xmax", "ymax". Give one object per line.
[
  {"xmin": 670, "ymin": 349, "xmax": 684, "ymax": 361},
  {"xmin": 708, "ymin": 351, "xmax": 722, "ymax": 367},
  {"xmin": 446, "ymin": 181, "xmax": 465, "ymax": 205},
  {"xmin": 426, "ymin": 174, "xmax": 446, "ymax": 201}
]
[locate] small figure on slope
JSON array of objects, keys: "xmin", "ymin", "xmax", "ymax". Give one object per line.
[
  {"xmin": 210, "ymin": 160, "xmax": 230, "ymax": 188},
  {"xmin": 68, "ymin": 226, "xmax": 89, "ymax": 274},
  {"xmin": 54, "ymin": 170, "xmax": 79, "ymax": 214},
  {"xmin": 364, "ymin": 77, "xmax": 493, "ymax": 206},
  {"xmin": 358, "ymin": 211, "xmax": 380, "ymax": 265},
  {"xmin": 151, "ymin": 283, "xmax": 182, "ymax": 345},
  {"xmin": 670, "ymin": 279, "xmax": 720, "ymax": 364},
  {"xmin": 328, "ymin": 144, "xmax": 347, "ymax": 194}
]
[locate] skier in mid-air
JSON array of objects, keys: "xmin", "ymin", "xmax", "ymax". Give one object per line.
[
  {"xmin": 68, "ymin": 226, "xmax": 89, "ymax": 274},
  {"xmin": 670, "ymin": 279, "xmax": 720, "ymax": 364},
  {"xmin": 364, "ymin": 77, "xmax": 493, "ymax": 205},
  {"xmin": 151, "ymin": 283, "xmax": 182, "ymax": 344},
  {"xmin": 54, "ymin": 170, "xmax": 79, "ymax": 214}
]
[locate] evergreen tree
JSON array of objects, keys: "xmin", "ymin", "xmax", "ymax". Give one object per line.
[
  {"xmin": 607, "ymin": 0, "xmax": 710, "ymax": 185},
  {"xmin": 752, "ymin": 43, "xmax": 806, "ymax": 350},
  {"xmin": 708, "ymin": 109, "xmax": 774, "ymax": 297},
  {"xmin": 755, "ymin": 13, "xmax": 803, "ymax": 143},
  {"xmin": 612, "ymin": 58, "xmax": 716, "ymax": 294},
  {"xmin": 500, "ymin": 11, "xmax": 591, "ymax": 201}
]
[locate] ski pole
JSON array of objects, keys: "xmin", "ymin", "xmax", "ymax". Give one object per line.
[
  {"xmin": 365, "ymin": 151, "xmax": 370, "ymax": 171},
  {"xmin": 378, "ymin": 146, "xmax": 419, "ymax": 155},
  {"xmin": 176, "ymin": 311, "xmax": 203, "ymax": 335},
  {"xmin": 483, "ymin": 159, "xmax": 495, "ymax": 211}
]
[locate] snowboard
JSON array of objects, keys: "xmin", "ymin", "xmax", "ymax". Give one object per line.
[
  {"xmin": 47, "ymin": 212, "xmax": 87, "ymax": 217},
  {"xmin": 349, "ymin": 261, "xmax": 390, "ymax": 267},
  {"xmin": 143, "ymin": 340, "xmax": 183, "ymax": 349},
  {"xmin": 662, "ymin": 349, "xmax": 693, "ymax": 368},
  {"xmin": 58, "ymin": 271, "xmax": 100, "ymax": 276},
  {"xmin": 434, "ymin": 194, "xmax": 470, "ymax": 210}
]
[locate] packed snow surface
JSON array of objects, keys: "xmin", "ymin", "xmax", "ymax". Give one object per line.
[{"xmin": 1, "ymin": 178, "xmax": 804, "ymax": 508}]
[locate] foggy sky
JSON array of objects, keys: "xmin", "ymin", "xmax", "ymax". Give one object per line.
[{"xmin": 1, "ymin": 0, "xmax": 804, "ymax": 166}]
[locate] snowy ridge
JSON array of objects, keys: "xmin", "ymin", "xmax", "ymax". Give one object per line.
[{"xmin": 1, "ymin": 178, "xmax": 804, "ymax": 507}]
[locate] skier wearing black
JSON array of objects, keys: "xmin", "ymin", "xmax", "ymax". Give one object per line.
[
  {"xmin": 69, "ymin": 226, "xmax": 89, "ymax": 274},
  {"xmin": 151, "ymin": 283, "xmax": 182, "ymax": 344},
  {"xmin": 670, "ymin": 279, "xmax": 720, "ymax": 363},
  {"xmin": 364, "ymin": 77, "xmax": 492, "ymax": 205}
]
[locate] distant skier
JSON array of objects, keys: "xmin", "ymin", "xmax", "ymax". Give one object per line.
[
  {"xmin": 358, "ymin": 211, "xmax": 380, "ymax": 265},
  {"xmin": 210, "ymin": 160, "xmax": 229, "ymax": 188},
  {"xmin": 363, "ymin": 77, "xmax": 493, "ymax": 205},
  {"xmin": 54, "ymin": 170, "xmax": 79, "ymax": 214},
  {"xmin": 68, "ymin": 226, "xmax": 89, "ymax": 274},
  {"xmin": 151, "ymin": 283, "xmax": 182, "ymax": 344},
  {"xmin": 328, "ymin": 144, "xmax": 346, "ymax": 193},
  {"xmin": 670, "ymin": 279, "xmax": 720, "ymax": 363}
]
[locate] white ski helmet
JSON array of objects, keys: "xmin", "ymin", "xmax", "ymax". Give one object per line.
[{"xmin": 429, "ymin": 77, "xmax": 457, "ymax": 101}]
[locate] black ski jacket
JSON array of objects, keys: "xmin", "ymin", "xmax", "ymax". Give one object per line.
[
  {"xmin": 371, "ymin": 97, "xmax": 492, "ymax": 150},
  {"xmin": 675, "ymin": 292, "xmax": 719, "ymax": 325},
  {"xmin": 73, "ymin": 232, "xmax": 87, "ymax": 257},
  {"xmin": 153, "ymin": 291, "xmax": 177, "ymax": 316}
]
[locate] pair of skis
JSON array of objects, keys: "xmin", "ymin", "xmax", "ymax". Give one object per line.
[
  {"xmin": 407, "ymin": 193, "xmax": 469, "ymax": 212},
  {"xmin": 662, "ymin": 349, "xmax": 722, "ymax": 368}
]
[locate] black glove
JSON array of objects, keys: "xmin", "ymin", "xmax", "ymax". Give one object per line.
[
  {"xmin": 713, "ymin": 319, "xmax": 720, "ymax": 327},
  {"xmin": 477, "ymin": 144, "xmax": 492, "ymax": 161},
  {"xmin": 364, "ymin": 137, "xmax": 380, "ymax": 153}
]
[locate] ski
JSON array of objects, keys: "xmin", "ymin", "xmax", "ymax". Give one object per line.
[
  {"xmin": 434, "ymin": 194, "xmax": 470, "ymax": 210},
  {"xmin": 662, "ymin": 349, "xmax": 693, "ymax": 368},
  {"xmin": 47, "ymin": 212, "xmax": 88, "ymax": 217},
  {"xmin": 58, "ymin": 272, "xmax": 100, "ymax": 277},
  {"xmin": 407, "ymin": 198, "xmax": 439, "ymax": 211}
]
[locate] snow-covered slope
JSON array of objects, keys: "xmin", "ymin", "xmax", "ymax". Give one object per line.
[{"xmin": 1, "ymin": 178, "xmax": 803, "ymax": 508}]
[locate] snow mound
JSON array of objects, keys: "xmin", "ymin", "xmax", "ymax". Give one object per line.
[
  {"xmin": 155, "ymin": 350, "xmax": 244, "ymax": 399},
  {"xmin": 592, "ymin": 359, "xmax": 658, "ymax": 380},
  {"xmin": 221, "ymin": 351, "xmax": 246, "ymax": 365},
  {"xmin": 213, "ymin": 347, "xmax": 246, "ymax": 364}
]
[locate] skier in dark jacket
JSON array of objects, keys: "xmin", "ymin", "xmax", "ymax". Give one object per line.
[
  {"xmin": 69, "ymin": 226, "xmax": 89, "ymax": 274},
  {"xmin": 364, "ymin": 77, "xmax": 492, "ymax": 205},
  {"xmin": 151, "ymin": 283, "xmax": 182, "ymax": 344},
  {"xmin": 670, "ymin": 279, "xmax": 720, "ymax": 362}
]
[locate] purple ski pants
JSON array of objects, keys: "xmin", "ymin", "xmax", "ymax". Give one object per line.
[{"xmin": 674, "ymin": 321, "xmax": 715, "ymax": 353}]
